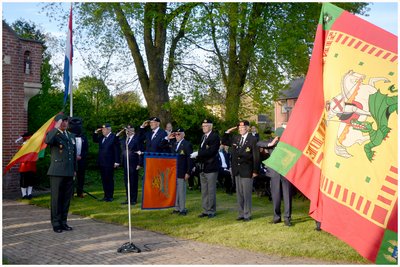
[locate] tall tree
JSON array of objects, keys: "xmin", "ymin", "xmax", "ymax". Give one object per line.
[
  {"xmin": 197, "ymin": 2, "xmax": 370, "ymax": 125},
  {"xmin": 42, "ymin": 2, "xmax": 199, "ymax": 125}
]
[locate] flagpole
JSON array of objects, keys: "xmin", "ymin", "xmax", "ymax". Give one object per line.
[{"xmin": 69, "ymin": 2, "xmax": 73, "ymax": 117}]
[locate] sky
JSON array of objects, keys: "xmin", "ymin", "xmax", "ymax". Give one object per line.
[{"xmin": 1, "ymin": 2, "xmax": 398, "ymax": 97}]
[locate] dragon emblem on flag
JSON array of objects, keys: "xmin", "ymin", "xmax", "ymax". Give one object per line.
[{"xmin": 326, "ymin": 70, "xmax": 398, "ymax": 161}]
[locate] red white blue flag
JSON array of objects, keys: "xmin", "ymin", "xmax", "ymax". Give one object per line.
[{"xmin": 63, "ymin": 4, "xmax": 73, "ymax": 106}]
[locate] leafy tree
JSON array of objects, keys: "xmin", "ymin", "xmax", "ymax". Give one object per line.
[
  {"xmin": 42, "ymin": 2, "xmax": 200, "ymax": 126},
  {"xmin": 196, "ymin": 2, "xmax": 370, "ymax": 125}
]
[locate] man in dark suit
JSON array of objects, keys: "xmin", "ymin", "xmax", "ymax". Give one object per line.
[
  {"xmin": 115, "ymin": 124, "xmax": 143, "ymax": 205},
  {"xmin": 251, "ymin": 126, "xmax": 260, "ymax": 142},
  {"xmin": 137, "ymin": 117, "xmax": 167, "ymax": 153},
  {"xmin": 257, "ymin": 127, "xmax": 293, "ymax": 226},
  {"xmin": 190, "ymin": 119, "xmax": 220, "ymax": 219},
  {"xmin": 44, "ymin": 113, "xmax": 78, "ymax": 233},
  {"xmin": 68, "ymin": 117, "xmax": 89, "ymax": 199},
  {"xmin": 222, "ymin": 120, "xmax": 260, "ymax": 222},
  {"xmin": 159, "ymin": 128, "xmax": 194, "ymax": 216},
  {"xmin": 93, "ymin": 123, "xmax": 121, "ymax": 202},
  {"xmin": 218, "ymin": 142, "xmax": 233, "ymax": 195}
]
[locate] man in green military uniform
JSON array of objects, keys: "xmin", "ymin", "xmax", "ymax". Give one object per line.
[{"xmin": 45, "ymin": 113, "xmax": 78, "ymax": 233}]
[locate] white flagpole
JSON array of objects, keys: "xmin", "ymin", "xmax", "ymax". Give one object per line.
[{"xmin": 70, "ymin": 2, "xmax": 73, "ymax": 117}]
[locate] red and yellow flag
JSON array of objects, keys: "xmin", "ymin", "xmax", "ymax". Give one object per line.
[
  {"xmin": 141, "ymin": 154, "xmax": 178, "ymax": 209},
  {"xmin": 266, "ymin": 3, "xmax": 397, "ymax": 264},
  {"xmin": 4, "ymin": 114, "xmax": 58, "ymax": 174}
]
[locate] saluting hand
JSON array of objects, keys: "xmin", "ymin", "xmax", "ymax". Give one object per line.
[
  {"xmin": 141, "ymin": 120, "xmax": 150, "ymax": 127},
  {"xmin": 117, "ymin": 129, "xmax": 125, "ymax": 136},
  {"xmin": 269, "ymin": 137, "xmax": 279, "ymax": 147},
  {"xmin": 167, "ymin": 132, "xmax": 176, "ymax": 140},
  {"xmin": 95, "ymin": 128, "xmax": 102, "ymax": 133},
  {"xmin": 55, "ymin": 119, "xmax": 63, "ymax": 129},
  {"xmin": 225, "ymin": 126, "xmax": 238, "ymax": 134}
]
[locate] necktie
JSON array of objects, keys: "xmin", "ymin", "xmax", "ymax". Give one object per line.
[
  {"xmin": 102, "ymin": 136, "xmax": 107, "ymax": 144},
  {"xmin": 151, "ymin": 131, "xmax": 155, "ymax": 140},
  {"xmin": 240, "ymin": 136, "xmax": 244, "ymax": 147},
  {"xmin": 64, "ymin": 131, "xmax": 68, "ymax": 138},
  {"xmin": 201, "ymin": 134, "xmax": 207, "ymax": 147},
  {"xmin": 128, "ymin": 136, "xmax": 132, "ymax": 145}
]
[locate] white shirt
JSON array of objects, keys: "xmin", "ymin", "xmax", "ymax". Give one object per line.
[{"xmin": 219, "ymin": 151, "xmax": 227, "ymax": 169}]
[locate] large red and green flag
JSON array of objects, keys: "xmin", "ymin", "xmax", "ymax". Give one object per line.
[
  {"xmin": 265, "ymin": 3, "xmax": 397, "ymax": 264},
  {"xmin": 4, "ymin": 113, "xmax": 59, "ymax": 174},
  {"xmin": 141, "ymin": 153, "xmax": 178, "ymax": 210}
]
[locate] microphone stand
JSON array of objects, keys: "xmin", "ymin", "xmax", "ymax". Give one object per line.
[{"xmin": 117, "ymin": 129, "xmax": 141, "ymax": 253}]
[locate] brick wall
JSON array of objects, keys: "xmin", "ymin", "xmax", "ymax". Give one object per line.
[{"xmin": 2, "ymin": 22, "xmax": 43, "ymax": 199}]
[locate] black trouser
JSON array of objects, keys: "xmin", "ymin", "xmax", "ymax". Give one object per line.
[
  {"xmin": 189, "ymin": 167, "xmax": 200, "ymax": 188},
  {"xmin": 124, "ymin": 166, "xmax": 139, "ymax": 203},
  {"xmin": 218, "ymin": 168, "xmax": 232, "ymax": 192},
  {"xmin": 50, "ymin": 176, "xmax": 74, "ymax": 227},
  {"xmin": 267, "ymin": 167, "xmax": 293, "ymax": 221},
  {"xmin": 99, "ymin": 165, "xmax": 114, "ymax": 200},
  {"xmin": 75, "ymin": 160, "xmax": 86, "ymax": 195}
]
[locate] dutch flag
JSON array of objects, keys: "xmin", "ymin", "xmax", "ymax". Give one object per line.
[{"xmin": 63, "ymin": 5, "xmax": 73, "ymax": 106}]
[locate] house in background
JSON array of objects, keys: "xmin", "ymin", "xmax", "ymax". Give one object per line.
[
  {"xmin": 275, "ymin": 77, "xmax": 305, "ymax": 129},
  {"xmin": 2, "ymin": 20, "xmax": 43, "ymax": 198}
]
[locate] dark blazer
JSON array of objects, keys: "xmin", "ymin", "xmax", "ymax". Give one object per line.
[
  {"xmin": 93, "ymin": 132, "xmax": 121, "ymax": 167},
  {"xmin": 76, "ymin": 134, "xmax": 89, "ymax": 167},
  {"xmin": 115, "ymin": 134, "xmax": 144, "ymax": 168},
  {"xmin": 251, "ymin": 133, "xmax": 260, "ymax": 142},
  {"xmin": 218, "ymin": 149, "xmax": 231, "ymax": 170},
  {"xmin": 222, "ymin": 133, "xmax": 260, "ymax": 178},
  {"xmin": 257, "ymin": 137, "xmax": 278, "ymax": 155},
  {"xmin": 45, "ymin": 128, "xmax": 78, "ymax": 177},
  {"xmin": 197, "ymin": 131, "xmax": 220, "ymax": 173},
  {"xmin": 137, "ymin": 127, "xmax": 167, "ymax": 153},
  {"xmin": 159, "ymin": 138, "xmax": 194, "ymax": 178}
]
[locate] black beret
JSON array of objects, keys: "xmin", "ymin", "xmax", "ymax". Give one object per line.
[
  {"xmin": 54, "ymin": 113, "xmax": 68, "ymax": 121},
  {"xmin": 238, "ymin": 120, "xmax": 250, "ymax": 127},
  {"xmin": 202, "ymin": 119, "xmax": 213, "ymax": 124},
  {"xmin": 149, "ymin": 117, "xmax": 161, "ymax": 122},
  {"xmin": 21, "ymin": 132, "xmax": 32, "ymax": 138},
  {"xmin": 101, "ymin": 123, "xmax": 111, "ymax": 128},
  {"xmin": 126, "ymin": 124, "xmax": 134, "ymax": 129},
  {"xmin": 173, "ymin": 127, "xmax": 185, "ymax": 133}
]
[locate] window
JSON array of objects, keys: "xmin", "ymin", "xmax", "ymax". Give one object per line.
[{"xmin": 281, "ymin": 101, "xmax": 287, "ymax": 114}]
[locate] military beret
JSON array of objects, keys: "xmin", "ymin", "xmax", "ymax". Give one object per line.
[
  {"xmin": 126, "ymin": 124, "xmax": 134, "ymax": 129},
  {"xmin": 173, "ymin": 127, "xmax": 185, "ymax": 133},
  {"xmin": 238, "ymin": 120, "xmax": 250, "ymax": 127},
  {"xmin": 149, "ymin": 117, "xmax": 161, "ymax": 122},
  {"xmin": 202, "ymin": 119, "xmax": 213, "ymax": 124},
  {"xmin": 21, "ymin": 132, "xmax": 32, "ymax": 138},
  {"xmin": 275, "ymin": 127, "xmax": 285, "ymax": 137},
  {"xmin": 54, "ymin": 113, "xmax": 68, "ymax": 121},
  {"xmin": 101, "ymin": 123, "xmax": 111, "ymax": 128}
]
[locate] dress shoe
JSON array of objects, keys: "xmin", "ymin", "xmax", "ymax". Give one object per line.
[
  {"xmin": 121, "ymin": 200, "xmax": 129, "ymax": 205},
  {"xmin": 77, "ymin": 194, "xmax": 85, "ymax": 198},
  {"xmin": 243, "ymin": 217, "xmax": 251, "ymax": 222},
  {"xmin": 131, "ymin": 202, "xmax": 137, "ymax": 205},
  {"xmin": 226, "ymin": 191, "xmax": 233, "ymax": 195},
  {"xmin": 27, "ymin": 194, "xmax": 33, "ymax": 200},
  {"xmin": 71, "ymin": 195, "xmax": 76, "ymax": 199},
  {"xmin": 208, "ymin": 214, "xmax": 215, "ymax": 218},
  {"xmin": 61, "ymin": 224, "xmax": 73, "ymax": 231},
  {"xmin": 53, "ymin": 226, "xmax": 62, "ymax": 233},
  {"xmin": 314, "ymin": 227, "xmax": 321, "ymax": 231},
  {"xmin": 22, "ymin": 195, "xmax": 28, "ymax": 200},
  {"xmin": 179, "ymin": 212, "xmax": 187, "ymax": 216},
  {"xmin": 170, "ymin": 210, "xmax": 179, "ymax": 215},
  {"xmin": 98, "ymin": 197, "xmax": 107, "ymax": 202},
  {"xmin": 269, "ymin": 219, "xmax": 282, "ymax": 224},
  {"xmin": 284, "ymin": 220, "xmax": 292, "ymax": 227},
  {"xmin": 106, "ymin": 198, "xmax": 113, "ymax": 202},
  {"xmin": 236, "ymin": 217, "xmax": 244, "ymax": 221},
  {"xmin": 189, "ymin": 187, "xmax": 193, "ymax": 191},
  {"xmin": 198, "ymin": 213, "xmax": 208, "ymax": 218}
]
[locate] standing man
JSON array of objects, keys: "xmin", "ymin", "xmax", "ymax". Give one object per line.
[
  {"xmin": 222, "ymin": 120, "xmax": 260, "ymax": 222},
  {"xmin": 190, "ymin": 119, "xmax": 220, "ymax": 219},
  {"xmin": 137, "ymin": 117, "xmax": 167, "ymax": 152},
  {"xmin": 218, "ymin": 142, "xmax": 233, "ymax": 195},
  {"xmin": 257, "ymin": 127, "xmax": 293, "ymax": 226},
  {"xmin": 159, "ymin": 128, "xmax": 194, "ymax": 216},
  {"xmin": 251, "ymin": 126, "xmax": 260, "ymax": 142},
  {"xmin": 69, "ymin": 117, "xmax": 89, "ymax": 199},
  {"xmin": 93, "ymin": 123, "xmax": 120, "ymax": 203},
  {"xmin": 115, "ymin": 125, "xmax": 143, "ymax": 205},
  {"xmin": 44, "ymin": 113, "xmax": 77, "ymax": 233},
  {"xmin": 165, "ymin": 123, "xmax": 173, "ymax": 135}
]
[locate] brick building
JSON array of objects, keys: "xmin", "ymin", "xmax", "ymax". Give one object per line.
[
  {"xmin": 2, "ymin": 20, "xmax": 43, "ymax": 198},
  {"xmin": 275, "ymin": 77, "xmax": 305, "ymax": 129}
]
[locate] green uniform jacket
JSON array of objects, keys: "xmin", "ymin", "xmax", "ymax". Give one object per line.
[{"xmin": 45, "ymin": 128, "xmax": 78, "ymax": 177}]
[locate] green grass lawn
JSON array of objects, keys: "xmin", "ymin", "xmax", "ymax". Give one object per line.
[{"xmin": 23, "ymin": 177, "xmax": 369, "ymax": 264}]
